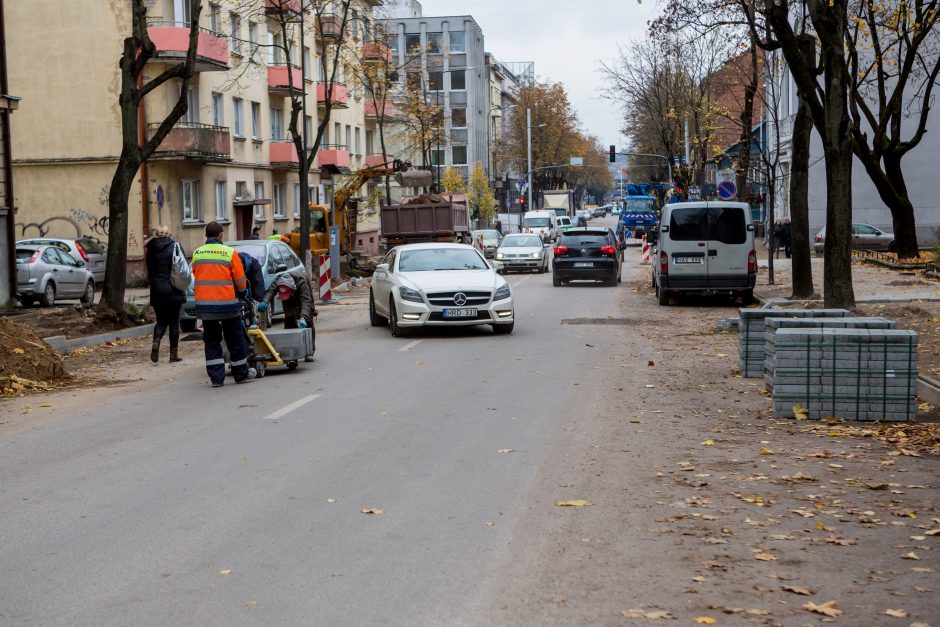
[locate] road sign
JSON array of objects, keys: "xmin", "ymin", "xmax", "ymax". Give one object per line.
[
  {"xmin": 516, "ymin": 178, "xmax": 527, "ymax": 192},
  {"xmin": 688, "ymin": 186, "xmax": 701, "ymax": 200},
  {"xmin": 717, "ymin": 180, "xmax": 737, "ymax": 200}
]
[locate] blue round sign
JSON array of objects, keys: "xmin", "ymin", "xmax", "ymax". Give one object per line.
[{"xmin": 717, "ymin": 180, "xmax": 737, "ymax": 200}]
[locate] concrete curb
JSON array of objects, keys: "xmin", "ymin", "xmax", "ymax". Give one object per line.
[
  {"xmin": 755, "ymin": 292, "xmax": 940, "ymax": 306},
  {"xmin": 919, "ymin": 376, "xmax": 940, "ymax": 407},
  {"xmin": 44, "ymin": 323, "xmax": 156, "ymax": 355}
]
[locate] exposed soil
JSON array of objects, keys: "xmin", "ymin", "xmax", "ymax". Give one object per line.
[
  {"xmin": 0, "ymin": 317, "xmax": 69, "ymax": 395},
  {"xmin": 861, "ymin": 302, "xmax": 940, "ymax": 381},
  {"xmin": 6, "ymin": 303, "xmax": 153, "ymax": 341}
]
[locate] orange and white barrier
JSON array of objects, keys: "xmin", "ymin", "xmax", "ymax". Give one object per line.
[
  {"xmin": 318, "ymin": 255, "xmax": 333, "ymax": 302},
  {"xmin": 641, "ymin": 234, "xmax": 650, "ymax": 263}
]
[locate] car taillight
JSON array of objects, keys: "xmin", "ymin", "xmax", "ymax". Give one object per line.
[
  {"xmin": 554, "ymin": 244, "xmax": 568, "ymax": 255},
  {"xmin": 659, "ymin": 251, "xmax": 668, "ymax": 274},
  {"xmin": 29, "ymin": 251, "xmax": 40, "ymax": 264},
  {"xmin": 600, "ymin": 244, "xmax": 616, "ymax": 255},
  {"xmin": 75, "ymin": 243, "xmax": 89, "ymax": 261},
  {"xmin": 748, "ymin": 249, "xmax": 757, "ymax": 273},
  {"xmin": 815, "ymin": 233, "xmax": 823, "ymax": 243}
]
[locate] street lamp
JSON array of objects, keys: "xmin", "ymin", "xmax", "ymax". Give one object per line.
[{"xmin": 526, "ymin": 108, "xmax": 547, "ymax": 211}]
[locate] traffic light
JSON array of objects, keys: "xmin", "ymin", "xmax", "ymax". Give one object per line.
[
  {"xmin": 609, "ymin": 145, "xmax": 616, "ymax": 162},
  {"xmin": 519, "ymin": 196, "xmax": 526, "ymax": 209}
]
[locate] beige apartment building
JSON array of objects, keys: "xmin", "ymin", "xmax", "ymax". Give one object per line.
[{"xmin": 8, "ymin": 0, "xmax": 387, "ymax": 274}]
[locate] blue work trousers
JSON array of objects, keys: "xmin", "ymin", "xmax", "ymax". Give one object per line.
[{"xmin": 203, "ymin": 317, "xmax": 250, "ymax": 384}]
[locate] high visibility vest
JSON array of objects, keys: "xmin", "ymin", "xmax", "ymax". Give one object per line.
[{"xmin": 192, "ymin": 241, "xmax": 247, "ymax": 318}]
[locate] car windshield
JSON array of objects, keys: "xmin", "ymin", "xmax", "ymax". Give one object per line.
[
  {"xmin": 231, "ymin": 244, "xmax": 268, "ymax": 264},
  {"xmin": 501, "ymin": 236, "xmax": 542, "ymax": 248},
  {"xmin": 399, "ymin": 248, "xmax": 488, "ymax": 272},
  {"xmin": 524, "ymin": 217, "xmax": 551, "ymax": 228}
]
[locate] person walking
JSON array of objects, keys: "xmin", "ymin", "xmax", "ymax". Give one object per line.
[
  {"xmin": 257, "ymin": 272, "xmax": 316, "ymax": 362},
  {"xmin": 144, "ymin": 225, "xmax": 186, "ymax": 363},
  {"xmin": 495, "ymin": 219, "xmax": 503, "ymax": 236},
  {"xmin": 192, "ymin": 221, "xmax": 256, "ymax": 387},
  {"xmin": 783, "ymin": 217, "xmax": 792, "ymax": 259},
  {"xmin": 249, "ymin": 226, "xmax": 261, "ymax": 240}
]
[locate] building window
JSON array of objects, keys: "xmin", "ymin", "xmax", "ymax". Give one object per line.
[
  {"xmin": 449, "ymin": 31, "xmax": 466, "ymax": 53},
  {"xmin": 251, "ymin": 102, "xmax": 261, "ymax": 139},
  {"xmin": 334, "ymin": 122, "xmax": 342, "ymax": 146},
  {"xmin": 450, "ymin": 70, "xmax": 466, "ymax": 91},
  {"xmin": 405, "ymin": 33, "xmax": 422, "ymax": 56},
  {"xmin": 428, "ymin": 71, "xmax": 443, "ymax": 91},
  {"xmin": 181, "ymin": 180, "xmax": 201, "ymax": 222},
  {"xmin": 430, "ymin": 148, "xmax": 444, "ymax": 167},
  {"xmin": 184, "ymin": 87, "xmax": 199, "ymax": 123},
  {"xmin": 248, "ymin": 21, "xmax": 258, "ymax": 58},
  {"xmin": 254, "ymin": 182, "xmax": 265, "ymax": 219},
  {"xmin": 351, "ymin": 10, "xmax": 359, "ymax": 38},
  {"xmin": 294, "ymin": 183, "xmax": 302, "ymax": 218},
  {"xmin": 354, "ymin": 127, "xmax": 361, "ymax": 154},
  {"xmin": 345, "ymin": 125, "xmax": 352, "ymax": 152},
  {"xmin": 303, "ymin": 46, "xmax": 311, "ymax": 79},
  {"xmin": 365, "ymin": 129, "xmax": 374, "ymax": 154},
  {"xmin": 208, "ymin": 2, "xmax": 221, "ymax": 32},
  {"xmin": 273, "ymin": 183, "xmax": 286, "ymax": 217},
  {"xmin": 427, "ymin": 32, "xmax": 443, "ymax": 55},
  {"xmin": 304, "ymin": 115, "xmax": 313, "ymax": 147},
  {"xmin": 214, "ymin": 180, "xmax": 227, "ymax": 220},
  {"xmin": 230, "ymin": 13, "xmax": 241, "ymax": 54},
  {"xmin": 173, "ymin": 0, "xmax": 191, "ymax": 27},
  {"xmin": 390, "ymin": 34, "xmax": 399, "ymax": 55},
  {"xmin": 271, "ymin": 107, "xmax": 283, "ymax": 140},
  {"xmin": 452, "ymin": 145, "xmax": 468, "ymax": 166},
  {"xmin": 211, "ymin": 92, "xmax": 224, "ymax": 126},
  {"xmin": 451, "ymin": 107, "xmax": 467, "ymax": 128},
  {"xmin": 232, "ymin": 98, "xmax": 244, "ymax": 136},
  {"xmin": 406, "ymin": 71, "xmax": 421, "ymax": 91}
]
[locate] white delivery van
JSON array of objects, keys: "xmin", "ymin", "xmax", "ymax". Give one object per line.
[
  {"xmin": 653, "ymin": 201, "xmax": 756, "ymax": 305},
  {"xmin": 522, "ymin": 210, "xmax": 556, "ymax": 243}
]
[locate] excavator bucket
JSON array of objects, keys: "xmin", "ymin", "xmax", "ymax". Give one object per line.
[{"xmin": 395, "ymin": 170, "xmax": 433, "ymax": 188}]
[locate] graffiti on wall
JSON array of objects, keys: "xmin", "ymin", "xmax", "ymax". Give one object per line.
[{"xmin": 16, "ymin": 207, "xmax": 109, "ymax": 245}]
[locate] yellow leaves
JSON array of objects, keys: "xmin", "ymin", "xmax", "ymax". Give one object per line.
[
  {"xmin": 792, "ymin": 404, "xmax": 809, "ymax": 420},
  {"xmin": 753, "ymin": 552, "xmax": 778, "ymax": 561},
  {"xmin": 803, "ymin": 601, "xmax": 843, "ymax": 617},
  {"xmin": 414, "ymin": 360, "xmax": 425, "ymax": 366},
  {"xmin": 783, "ymin": 584, "xmax": 814, "ymax": 595},
  {"xmin": 218, "ymin": 569, "xmax": 232, "ymax": 576},
  {"xmin": 924, "ymin": 529, "xmax": 940, "ymax": 536},
  {"xmin": 497, "ymin": 448, "xmax": 514, "ymax": 454},
  {"xmin": 694, "ymin": 618, "xmax": 717, "ymax": 624},
  {"xmin": 361, "ymin": 508, "xmax": 384, "ymax": 515},
  {"xmin": 883, "ymin": 608, "xmax": 909, "ymax": 618},
  {"xmin": 825, "ymin": 535, "xmax": 857, "ymax": 546},
  {"xmin": 11, "ymin": 347, "xmax": 24, "ymax": 355},
  {"xmin": 758, "ymin": 447, "xmax": 775, "ymax": 456},
  {"xmin": 790, "ymin": 508, "xmax": 816, "ymax": 518},
  {"xmin": 701, "ymin": 439, "xmax": 715, "ymax": 446},
  {"xmin": 621, "ymin": 609, "xmax": 673, "ymax": 619},
  {"xmin": 555, "ymin": 499, "xmax": 591, "ymax": 507},
  {"xmin": 902, "ymin": 551, "xmax": 921, "ymax": 560},
  {"xmin": 39, "ymin": 403, "xmax": 53, "ymax": 408}
]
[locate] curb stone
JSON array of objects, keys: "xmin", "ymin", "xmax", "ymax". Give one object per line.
[{"xmin": 44, "ymin": 323, "xmax": 155, "ymax": 355}]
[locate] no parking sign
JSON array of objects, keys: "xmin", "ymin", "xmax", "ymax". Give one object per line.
[{"xmin": 717, "ymin": 180, "xmax": 737, "ymax": 200}]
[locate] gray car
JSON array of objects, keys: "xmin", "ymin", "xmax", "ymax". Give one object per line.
[
  {"xmin": 180, "ymin": 239, "xmax": 308, "ymax": 331},
  {"xmin": 813, "ymin": 223, "xmax": 896, "ymax": 253},
  {"xmin": 16, "ymin": 245, "xmax": 96, "ymax": 307},
  {"xmin": 495, "ymin": 233, "xmax": 550, "ymax": 273},
  {"xmin": 17, "ymin": 237, "xmax": 107, "ymax": 284},
  {"xmin": 471, "ymin": 229, "xmax": 502, "ymax": 259}
]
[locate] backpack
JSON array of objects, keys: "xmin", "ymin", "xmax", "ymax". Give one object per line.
[{"xmin": 170, "ymin": 242, "xmax": 192, "ymax": 291}]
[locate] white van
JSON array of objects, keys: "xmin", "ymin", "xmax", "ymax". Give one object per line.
[
  {"xmin": 652, "ymin": 201, "xmax": 756, "ymax": 305},
  {"xmin": 522, "ymin": 210, "xmax": 556, "ymax": 243}
]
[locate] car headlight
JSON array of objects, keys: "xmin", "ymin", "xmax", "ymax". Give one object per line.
[
  {"xmin": 530, "ymin": 252, "xmax": 541, "ymax": 259},
  {"xmin": 496, "ymin": 252, "xmax": 505, "ymax": 260},
  {"xmin": 399, "ymin": 286, "xmax": 424, "ymax": 303},
  {"xmin": 494, "ymin": 284, "xmax": 511, "ymax": 301}
]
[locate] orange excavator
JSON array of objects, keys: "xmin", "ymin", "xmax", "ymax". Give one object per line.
[{"xmin": 289, "ymin": 158, "xmax": 427, "ymax": 256}]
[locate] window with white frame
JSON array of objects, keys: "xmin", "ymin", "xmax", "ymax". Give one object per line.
[
  {"xmin": 184, "ymin": 87, "xmax": 199, "ymax": 123},
  {"xmin": 304, "ymin": 115, "xmax": 313, "ymax": 148},
  {"xmin": 270, "ymin": 106, "xmax": 283, "ymax": 140},
  {"xmin": 214, "ymin": 180, "xmax": 227, "ymax": 220},
  {"xmin": 450, "ymin": 70, "xmax": 466, "ymax": 91},
  {"xmin": 273, "ymin": 183, "xmax": 286, "ymax": 217},
  {"xmin": 430, "ymin": 148, "xmax": 444, "ymax": 167},
  {"xmin": 211, "ymin": 92, "xmax": 224, "ymax": 126},
  {"xmin": 452, "ymin": 145, "xmax": 468, "ymax": 165},
  {"xmin": 254, "ymin": 182, "xmax": 265, "ymax": 219},
  {"xmin": 230, "ymin": 13, "xmax": 241, "ymax": 53},
  {"xmin": 354, "ymin": 127, "xmax": 361, "ymax": 155},
  {"xmin": 294, "ymin": 183, "xmax": 301, "ymax": 218},
  {"xmin": 351, "ymin": 10, "xmax": 359, "ymax": 38},
  {"xmin": 181, "ymin": 180, "xmax": 201, "ymax": 221},
  {"xmin": 365, "ymin": 129, "xmax": 374, "ymax": 154},
  {"xmin": 251, "ymin": 102, "xmax": 261, "ymax": 139},
  {"xmin": 449, "ymin": 31, "xmax": 466, "ymax": 53},
  {"xmin": 208, "ymin": 3, "xmax": 220, "ymax": 31},
  {"xmin": 248, "ymin": 21, "xmax": 258, "ymax": 57},
  {"xmin": 451, "ymin": 107, "xmax": 466, "ymax": 128},
  {"xmin": 303, "ymin": 46, "xmax": 311, "ymax": 79},
  {"xmin": 232, "ymin": 98, "xmax": 244, "ymax": 136},
  {"xmin": 427, "ymin": 71, "xmax": 443, "ymax": 91},
  {"xmin": 345, "ymin": 125, "xmax": 352, "ymax": 152},
  {"xmin": 426, "ymin": 32, "xmax": 443, "ymax": 55}
]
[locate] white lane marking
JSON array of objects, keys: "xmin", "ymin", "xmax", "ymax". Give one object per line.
[
  {"xmin": 513, "ymin": 275, "xmax": 531, "ymax": 286},
  {"xmin": 263, "ymin": 393, "xmax": 321, "ymax": 421},
  {"xmin": 398, "ymin": 339, "xmax": 423, "ymax": 352}
]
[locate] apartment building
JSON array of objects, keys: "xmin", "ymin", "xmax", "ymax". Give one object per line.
[
  {"xmin": 383, "ymin": 0, "xmax": 422, "ymax": 19},
  {"xmin": 485, "ymin": 54, "xmax": 530, "ymax": 216},
  {"xmin": 383, "ymin": 14, "xmax": 487, "ymax": 183},
  {"xmin": 7, "ymin": 0, "xmax": 385, "ymax": 274}
]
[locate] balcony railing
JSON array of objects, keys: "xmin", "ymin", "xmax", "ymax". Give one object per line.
[
  {"xmin": 147, "ymin": 122, "xmax": 231, "ymax": 161},
  {"xmin": 146, "ymin": 21, "xmax": 228, "ymax": 71},
  {"xmin": 316, "ymin": 14, "xmax": 343, "ymax": 41},
  {"xmin": 362, "ymin": 41, "xmax": 393, "ymax": 64},
  {"xmin": 317, "ymin": 145, "xmax": 351, "ymax": 172},
  {"xmin": 270, "ymin": 140, "xmax": 300, "ymax": 167},
  {"xmin": 264, "ymin": 0, "xmax": 302, "ymax": 15},
  {"xmin": 316, "ymin": 82, "xmax": 348, "ymax": 108},
  {"xmin": 364, "ymin": 100, "xmax": 396, "ymax": 120},
  {"xmin": 267, "ymin": 65, "xmax": 304, "ymax": 93},
  {"xmin": 365, "ymin": 154, "xmax": 392, "ymax": 169}
]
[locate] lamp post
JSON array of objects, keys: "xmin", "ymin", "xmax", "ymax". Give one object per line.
[{"xmin": 526, "ymin": 108, "xmax": 533, "ymax": 211}]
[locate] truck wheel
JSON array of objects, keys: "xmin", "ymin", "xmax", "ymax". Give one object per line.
[{"xmin": 657, "ymin": 285, "xmax": 670, "ymax": 306}]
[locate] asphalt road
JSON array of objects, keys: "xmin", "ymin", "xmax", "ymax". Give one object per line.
[{"xmin": 1, "ymin": 217, "xmax": 650, "ymax": 626}]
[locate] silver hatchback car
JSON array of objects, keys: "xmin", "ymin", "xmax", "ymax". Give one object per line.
[
  {"xmin": 16, "ymin": 237, "xmax": 107, "ymax": 284},
  {"xmin": 16, "ymin": 245, "xmax": 96, "ymax": 306}
]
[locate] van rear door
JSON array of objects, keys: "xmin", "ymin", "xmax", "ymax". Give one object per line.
[
  {"xmin": 665, "ymin": 206, "xmax": 708, "ymax": 288},
  {"xmin": 706, "ymin": 204, "xmax": 751, "ymax": 288}
]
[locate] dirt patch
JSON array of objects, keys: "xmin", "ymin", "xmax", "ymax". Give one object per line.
[
  {"xmin": 860, "ymin": 301, "xmax": 940, "ymax": 380},
  {"xmin": 11, "ymin": 304, "xmax": 153, "ymax": 340},
  {"xmin": 0, "ymin": 317, "xmax": 69, "ymax": 395}
]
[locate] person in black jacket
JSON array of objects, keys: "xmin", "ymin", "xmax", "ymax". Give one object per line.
[{"xmin": 145, "ymin": 226, "xmax": 187, "ymax": 363}]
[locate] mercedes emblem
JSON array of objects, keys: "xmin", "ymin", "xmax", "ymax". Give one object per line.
[{"xmin": 453, "ymin": 292, "xmax": 468, "ymax": 306}]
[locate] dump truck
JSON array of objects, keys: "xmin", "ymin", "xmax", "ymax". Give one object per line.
[{"xmin": 380, "ymin": 194, "xmax": 471, "ymax": 247}]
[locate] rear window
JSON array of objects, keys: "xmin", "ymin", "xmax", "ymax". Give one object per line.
[
  {"xmin": 76, "ymin": 237, "xmax": 106, "ymax": 254},
  {"xmin": 15, "ymin": 249, "xmax": 36, "ymax": 263},
  {"xmin": 560, "ymin": 233, "xmax": 609, "ymax": 246},
  {"xmin": 669, "ymin": 207, "xmax": 707, "ymax": 241},
  {"xmin": 668, "ymin": 206, "xmax": 747, "ymax": 244}
]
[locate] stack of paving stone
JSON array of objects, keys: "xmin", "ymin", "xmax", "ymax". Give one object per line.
[
  {"xmin": 772, "ymin": 328, "xmax": 919, "ymax": 421},
  {"xmin": 763, "ymin": 317, "xmax": 896, "ymax": 391},
  {"xmin": 738, "ymin": 309, "xmax": 849, "ymax": 378}
]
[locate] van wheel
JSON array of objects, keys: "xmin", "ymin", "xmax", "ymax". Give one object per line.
[
  {"xmin": 741, "ymin": 290, "xmax": 755, "ymax": 306},
  {"xmin": 657, "ymin": 285, "xmax": 670, "ymax": 306}
]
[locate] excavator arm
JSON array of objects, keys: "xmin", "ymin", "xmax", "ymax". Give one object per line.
[{"xmin": 334, "ymin": 159, "xmax": 411, "ymax": 253}]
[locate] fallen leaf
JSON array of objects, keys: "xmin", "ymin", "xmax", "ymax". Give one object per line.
[
  {"xmin": 39, "ymin": 403, "xmax": 53, "ymax": 408},
  {"xmin": 793, "ymin": 404, "xmax": 809, "ymax": 420},
  {"xmin": 11, "ymin": 348, "xmax": 24, "ymax": 355},
  {"xmin": 903, "ymin": 552, "xmax": 921, "ymax": 560},
  {"xmin": 826, "ymin": 535, "xmax": 857, "ymax": 546},
  {"xmin": 621, "ymin": 609, "xmax": 674, "ymax": 619},
  {"xmin": 925, "ymin": 529, "xmax": 940, "ymax": 536},
  {"xmin": 701, "ymin": 439, "xmax": 715, "ymax": 446},
  {"xmin": 327, "ymin": 498, "xmax": 336, "ymax": 503},
  {"xmin": 247, "ymin": 600, "xmax": 257, "ymax": 606},
  {"xmin": 484, "ymin": 521, "xmax": 495, "ymax": 527},
  {"xmin": 692, "ymin": 576, "xmax": 707, "ymax": 582},
  {"xmin": 361, "ymin": 508, "xmax": 384, "ymax": 515},
  {"xmin": 866, "ymin": 482, "xmax": 889, "ymax": 490},
  {"xmin": 803, "ymin": 600, "xmax": 843, "ymax": 617},
  {"xmin": 783, "ymin": 585, "xmax": 814, "ymax": 596},
  {"xmin": 552, "ymin": 595, "xmax": 566, "ymax": 604},
  {"xmin": 754, "ymin": 553, "xmax": 778, "ymax": 561},
  {"xmin": 759, "ymin": 447, "xmax": 775, "ymax": 455},
  {"xmin": 219, "ymin": 569, "xmax": 232, "ymax": 576},
  {"xmin": 556, "ymin": 499, "xmax": 591, "ymax": 507},
  {"xmin": 694, "ymin": 618, "xmax": 717, "ymax": 625},
  {"xmin": 883, "ymin": 609, "xmax": 909, "ymax": 618},
  {"xmin": 648, "ymin": 360, "xmax": 655, "ymax": 366},
  {"xmin": 497, "ymin": 448, "xmax": 514, "ymax": 453},
  {"xmin": 415, "ymin": 360, "xmax": 425, "ymax": 366},
  {"xmin": 911, "ymin": 567, "xmax": 934, "ymax": 572},
  {"xmin": 572, "ymin": 381, "xmax": 581, "ymax": 386}
]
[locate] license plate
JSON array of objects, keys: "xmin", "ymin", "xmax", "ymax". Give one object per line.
[
  {"xmin": 443, "ymin": 308, "xmax": 478, "ymax": 319},
  {"xmin": 674, "ymin": 257, "xmax": 703, "ymax": 264},
  {"xmin": 573, "ymin": 262, "xmax": 593, "ymax": 268}
]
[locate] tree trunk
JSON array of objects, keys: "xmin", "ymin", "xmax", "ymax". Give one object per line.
[
  {"xmin": 789, "ymin": 41, "xmax": 815, "ymax": 299},
  {"xmin": 101, "ymin": 149, "xmax": 139, "ymax": 313},
  {"xmin": 736, "ymin": 44, "xmax": 757, "ymax": 204},
  {"xmin": 880, "ymin": 155, "xmax": 919, "ymax": 258},
  {"xmin": 767, "ymin": 176, "xmax": 775, "ymax": 285}
]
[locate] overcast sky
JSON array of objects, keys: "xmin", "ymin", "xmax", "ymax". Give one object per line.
[{"xmin": 418, "ymin": 0, "xmax": 659, "ymax": 149}]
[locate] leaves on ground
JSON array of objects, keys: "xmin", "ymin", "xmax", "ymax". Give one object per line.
[
  {"xmin": 759, "ymin": 447, "xmax": 775, "ymax": 456},
  {"xmin": 556, "ymin": 499, "xmax": 591, "ymax": 507},
  {"xmin": 218, "ymin": 569, "xmax": 232, "ymax": 576},
  {"xmin": 497, "ymin": 448, "xmax": 514, "ymax": 453},
  {"xmin": 361, "ymin": 508, "xmax": 384, "ymax": 515},
  {"xmin": 782, "ymin": 585, "xmax": 814, "ymax": 596},
  {"xmin": 803, "ymin": 600, "xmax": 843, "ymax": 617},
  {"xmin": 693, "ymin": 618, "xmax": 717, "ymax": 625},
  {"xmin": 883, "ymin": 608, "xmax": 909, "ymax": 618},
  {"xmin": 621, "ymin": 608, "xmax": 674, "ymax": 619}
]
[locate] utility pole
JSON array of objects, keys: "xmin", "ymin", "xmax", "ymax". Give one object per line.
[
  {"xmin": 526, "ymin": 107, "xmax": 533, "ymax": 211},
  {"xmin": 684, "ymin": 116, "xmax": 690, "ymax": 166}
]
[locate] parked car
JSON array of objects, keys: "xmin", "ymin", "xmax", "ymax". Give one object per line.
[
  {"xmin": 16, "ymin": 237, "xmax": 106, "ymax": 284},
  {"xmin": 813, "ymin": 223, "xmax": 896, "ymax": 254},
  {"xmin": 653, "ymin": 201, "xmax": 756, "ymax": 305},
  {"xmin": 369, "ymin": 243, "xmax": 514, "ymax": 336},
  {"xmin": 179, "ymin": 239, "xmax": 308, "ymax": 331},
  {"xmin": 16, "ymin": 244, "xmax": 96, "ymax": 307},
  {"xmin": 592, "ymin": 206, "xmax": 607, "ymax": 218},
  {"xmin": 470, "ymin": 229, "xmax": 501, "ymax": 259},
  {"xmin": 552, "ymin": 227, "xmax": 622, "ymax": 286},
  {"xmin": 495, "ymin": 233, "xmax": 550, "ymax": 274},
  {"xmin": 555, "ymin": 215, "xmax": 574, "ymax": 235},
  {"xmin": 576, "ymin": 208, "xmax": 593, "ymax": 222}
]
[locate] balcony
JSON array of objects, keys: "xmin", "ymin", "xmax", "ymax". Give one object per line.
[
  {"xmin": 316, "ymin": 146, "xmax": 351, "ymax": 174},
  {"xmin": 270, "ymin": 140, "xmax": 300, "ymax": 168},
  {"xmin": 316, "ymin": 82, "xmax": 349, "ymax": 109},
  {"xmin": 264, "ymin": 0, "xmax": 302, "ymax": 15},
  {"xmin": 364, "ymin": 100, "xmax": 396, "ymax": 121},
  {"xmin": 316, "ymin": 14, "xmax": 343, "ymax": 42},
  {"xmin": 147, "ymin": 123, "xmax": 231, "ymax": 162},
  {"xmin": 362, "ymin": 41, "xmax": 393, "ymax": 64},
  {"xmin": 365, "ymin": 154, "xmax": 392, "ymax": 169},
  {"xmin": 146, "ymin": 21, "xmax": 228, "ymax": 71},
  {"xmin": 267, "ymin": 65, "xmax": 304, "ymax": 94}
]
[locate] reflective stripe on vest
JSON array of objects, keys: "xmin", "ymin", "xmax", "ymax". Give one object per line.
[{"xmin": 192, "ymin": 243, "xmax": 247, "ymax": 315}]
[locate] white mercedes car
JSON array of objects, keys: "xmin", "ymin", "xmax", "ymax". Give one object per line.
[{"xmin": 369, "ymin": 243, "xmax": 515, "ymax": 337}]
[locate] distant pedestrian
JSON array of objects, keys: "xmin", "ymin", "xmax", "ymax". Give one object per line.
[
  {"xmin": 192, "ymin": 221, "xmax": 255, "ymax": 387},
  {"xmin": 145, "ymin": 226, "xmax": 187, "ymax": 364},
  {"xmin": 773, "ymin": 219, "xmax": 785, "ymax": 258},
  {"xmin": 495, "ymin": 220, "xmax": 503, "ymax": 235},
  {"xmin": 249, "ymin": 226, "xmax": 261, "ymax": 240},
  {"xmin": 783, "ymin": 218, "xmax": 792, "ymax": 259}
]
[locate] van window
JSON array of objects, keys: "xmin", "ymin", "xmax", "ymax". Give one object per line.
[
  {"xmin": 524, "ymin": 217, "xmax": 551, "ymax": 228},
  {"xmin": 710, "ymin": 206, "xmax": 747, "ymax": 244},
  {"xmin": 669, "ymin": 207, "xmax": 707, "ymax": 241}
]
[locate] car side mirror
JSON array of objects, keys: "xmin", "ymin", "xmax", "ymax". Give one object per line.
[
  {"xmin": 375, "ymin": 263, "xmax": 389, "ymax": 274},
  {"xmin": 747, "ymin": 224, "xmax": 755, "ymax": 232},
  {"xmin": 276, "ymin": 264, "xmax": 288, "ymax": 273},
  {"xmin": 660, "ymin": 225, "xmax": 670, "ymax": 233}
]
